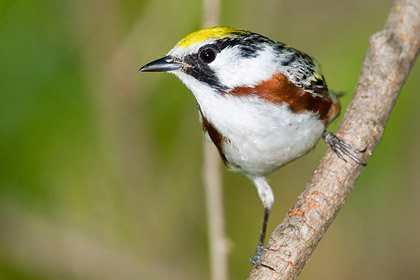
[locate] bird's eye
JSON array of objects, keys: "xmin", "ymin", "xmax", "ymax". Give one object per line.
[{"xmin": 199, "ymin": 48, "xmax": 216, "ymax": 63}]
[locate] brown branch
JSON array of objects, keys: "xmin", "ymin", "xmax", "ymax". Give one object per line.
[
  {"xmin": 202, "ymin": 1, "xmax": 230, "ymax": 280},
  {"xmin": 248, "ymin": 0, "xmax": 420, "ymax": 279}
]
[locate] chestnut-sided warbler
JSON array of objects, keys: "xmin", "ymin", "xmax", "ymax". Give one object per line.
[{"xmin": 140, "ymin": 26, "xmax": 364, "ymax": 265}]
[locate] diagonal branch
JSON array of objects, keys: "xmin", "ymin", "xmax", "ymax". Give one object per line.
[{"xmin": 248, "ymin": 0, "xmax": 420, "ymax": 279}]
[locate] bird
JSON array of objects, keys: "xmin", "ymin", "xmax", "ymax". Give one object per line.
[{"xmin": 139, "ymin": 26, "xmax": 365, "ymax": 266}]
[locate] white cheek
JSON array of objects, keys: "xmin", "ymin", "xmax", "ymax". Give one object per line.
[{"xmin": 211, "ymin": 47, "xmax": 278, "ymax": 89}]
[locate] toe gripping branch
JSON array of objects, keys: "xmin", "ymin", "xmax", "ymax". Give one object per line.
[{"xmin": 322, "ymin": 131, "xmax": 366, "ymax": 166}]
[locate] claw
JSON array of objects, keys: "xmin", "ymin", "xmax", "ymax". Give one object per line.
[
  {"xmin": 250, "ymin": 244, "xmax": 265, "ymax": 266},
  {"xmin": 250, "ymin": 245, "xmax": 275, "ymax": 271},
  {"xmin": 323, "ymin": 131, "xmax": 366, "ymax": 166}
]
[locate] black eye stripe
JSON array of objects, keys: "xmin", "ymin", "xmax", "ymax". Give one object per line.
[{"xmin": 183, "ymin": 51, "xmax": 227, "ymax": 91}]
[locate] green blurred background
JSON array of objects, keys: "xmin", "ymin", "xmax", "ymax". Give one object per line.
[{"xmin": 1, "ymin": 0, "xmax": 419, "ymax": 279}]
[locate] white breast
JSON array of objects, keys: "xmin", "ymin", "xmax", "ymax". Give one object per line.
[{"xmin": 174, "ymin": 72, "xmax": 325, "ymax": 177}]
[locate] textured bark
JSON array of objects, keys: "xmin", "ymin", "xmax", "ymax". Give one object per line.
[
  {"xmin": 248, "ymin": 0, "xmax": 420, "ymax": 279},
  {"xmin": 202, "ymin": 1, "xmax": 230, "ymax": 280}
]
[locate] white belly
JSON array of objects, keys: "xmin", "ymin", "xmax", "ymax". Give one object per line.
[
  {"xmin": 198, "ymin": 94, "xmax": 325, "ymax": 176},
  {"xmin": 175, "ymin": 72, "xmax": 325, "ymax": 177}
]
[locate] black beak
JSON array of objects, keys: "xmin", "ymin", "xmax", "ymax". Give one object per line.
[{"xmin": 139, "ymin": 56, "xmax": 182, "ymax": 72}]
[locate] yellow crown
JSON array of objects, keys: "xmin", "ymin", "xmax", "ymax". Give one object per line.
[{"xmin": 176, "ymin": 26, "xmax": 247, "ymax": 48}]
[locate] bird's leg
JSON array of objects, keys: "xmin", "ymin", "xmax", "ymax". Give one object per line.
[
  {"xmin": 322, "ymin": 131, "xmax": 366, "ymax": 165},
  {"xmin": 250, "ymin": 177, "xmax": 274, "ymax": 267},
  {"xmin": 250, "ymin": 207, "xmax": 271, "ymax": 266}
]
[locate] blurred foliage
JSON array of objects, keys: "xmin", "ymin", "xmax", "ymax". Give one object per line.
[{"xmin": 0, "ymin": 0, "xmax": 419, "ymax": 279}]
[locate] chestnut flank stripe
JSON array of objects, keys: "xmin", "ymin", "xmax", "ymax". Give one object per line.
[
  {"xmin": 198, "ymin": 106, "xmax": 228, "ymax": 164},
  {"xmin": 224, "ymin": 73, "xmax": 340, "ymax": 126}
]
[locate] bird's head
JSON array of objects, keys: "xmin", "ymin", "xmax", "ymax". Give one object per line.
[{"xmin": 140, "ymin": 26, "xmax": 284, "ymax": 93}]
